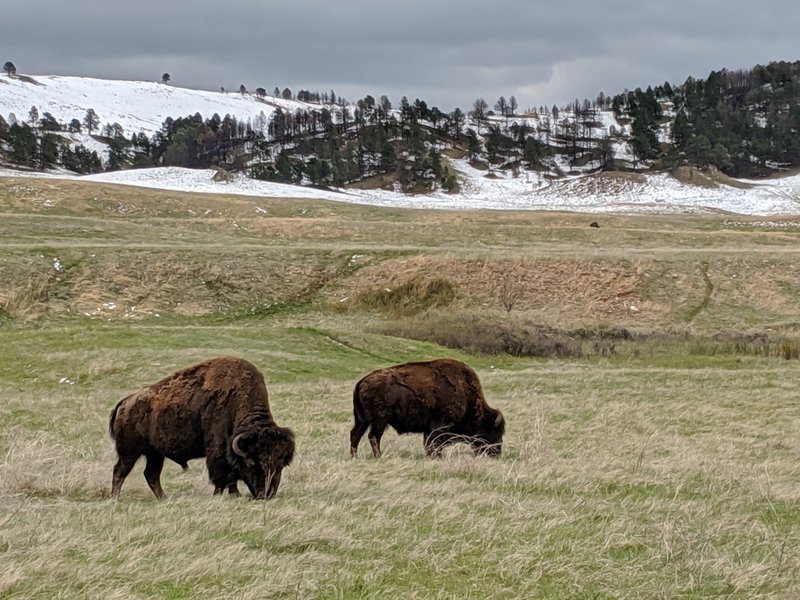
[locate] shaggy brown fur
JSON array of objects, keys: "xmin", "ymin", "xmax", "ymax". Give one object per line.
[
  {"xmin": 109, "ymin": 356, "xmax": 295, "ymax": 499},
  {"xmin": 350, "ymin": 358, "xmax": 505, "ymax": 458}
]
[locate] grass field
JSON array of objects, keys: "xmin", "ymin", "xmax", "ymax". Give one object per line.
[{"xmin": 1, "ymin": 176, "xmax": 800, "ymax": 598}]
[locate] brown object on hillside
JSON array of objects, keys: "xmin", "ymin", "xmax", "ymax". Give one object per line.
[
  {"xmin": 350, "ymin": 358, "xmax": 504, "ymax": 458},
  {"xmin": 109, "ymin": 356, "xmax": 295, "ymax": 500}
]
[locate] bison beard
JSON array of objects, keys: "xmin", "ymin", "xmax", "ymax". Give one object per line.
[
  {"xmin": 350, "ymin": 358, "xmax": 505, "ymax": 458},
  {"xmin": 108, "ymin": 357, "xmax": 294, "ymax": 499}
]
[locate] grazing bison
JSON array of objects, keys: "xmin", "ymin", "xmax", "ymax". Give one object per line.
[
  {"xmin": 350, "ymin": 358, "xmax": 505, "ymax": 458},
  {"xmin": 109, "ymin": 356, "xmax": 295, "ymax": 500}
]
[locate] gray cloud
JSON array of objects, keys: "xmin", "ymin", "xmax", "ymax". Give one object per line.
[{"xmin": 4, "ymin": 0, "xmax": 799, "ymax": 111}]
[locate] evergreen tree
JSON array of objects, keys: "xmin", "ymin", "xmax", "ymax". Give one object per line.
[
  {"xmin": 84, "ymin": 109, "xmax": 99, "ymax": 134},
  {"xmin": 162, "ymin": 72, "xmax": 171, "ymax": 84},
  {"xmin": 39, "ymin": 112, "xmax": 60, "ymax": 131},
  {"xmin": 450, "ymin": 107, "xmax": 464, "ymax": 139},
  {"xmin": 39, "ymin": 133, "xmax": 60, "ymax": 170},
  {"xmin": 8, "ymin": 122, "xmax": 37, "ymax": 166},
  {"xmin": 3, "ymin": 61, "xmax": 16, "ymax": 76},
  {"xmin": 465, "ymin": 128, "xmax": 481, "ymax": 160}
]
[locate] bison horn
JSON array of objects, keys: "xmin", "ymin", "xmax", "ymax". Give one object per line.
[
  {"xmin": 232, "ymin": 433, "xmax": 247, "ymax": 458},
  {"xmin": 494, "ymin": 411, "xmax": 504, "ymax": 427}
]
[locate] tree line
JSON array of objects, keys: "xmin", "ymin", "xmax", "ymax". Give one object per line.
[{"xmin": 2, "ymin": 60, "xmax": 799, "ymax": 184}]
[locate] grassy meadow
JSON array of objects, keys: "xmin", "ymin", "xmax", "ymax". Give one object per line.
[{"xmin": 1, "ymin": 176, "xmax": 800, "ymax": 598}]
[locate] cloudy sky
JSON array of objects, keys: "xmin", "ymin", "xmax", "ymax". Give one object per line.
[{"xmin": 4, "ymin": 1, "xmax": 799, "ymax": 111}]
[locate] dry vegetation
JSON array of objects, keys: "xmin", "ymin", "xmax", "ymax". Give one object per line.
[{"xmin": 1, "ymin": 176, "xmax": 800, "ymax": 598}]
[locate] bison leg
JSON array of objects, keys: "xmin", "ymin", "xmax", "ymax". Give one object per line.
[
  {"xmin": 367, "ymin": 422, "xmax": 387, "ymax": 458},
  {"xmin": 207, "ymin": 449, "xmax": 238, "ymax": 497},
  {"xmin": 349, "ymin": 419, "xmax": 369, "ymax": 458},
  {"xmin": 143, "ymin": 452, "xmax": 166, "ymax": 499},
  {"xmin": 111, "ymin": 455, "xmax": 138, "ymax": 499},
  {"xmin": 214, "ymin": 482, "xmax": 240, "ymax": 496}
]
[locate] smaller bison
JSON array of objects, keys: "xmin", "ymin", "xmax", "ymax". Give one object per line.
[
  {"xmin": 350, "ymin": 358, "xmax": 505, "ymax": 458},
  {"xmin": 109, "ymin": 357, "xmax": 295, "ymax": 499}
]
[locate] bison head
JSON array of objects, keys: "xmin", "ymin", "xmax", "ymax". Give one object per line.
[
  {"xmin": 472, "ymin": 409, "xmax": 505, "ymax": 457},
  {"xmin": 231, "ymin": 425, "xmax": 295, "ymax": 499}
]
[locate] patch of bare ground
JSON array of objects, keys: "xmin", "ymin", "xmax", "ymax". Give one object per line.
[
  {"xmin": 441, "ymin": 147, "xmax": 468, "ymax": 160},
  {"xmin": 669, "ymin": 165, "xmax": 754, "ymax": 190}
]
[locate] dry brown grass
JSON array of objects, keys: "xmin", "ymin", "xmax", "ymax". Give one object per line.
[
  {"xmin": 1, "ymin": 175, "xmax": 800, "ymax": 597},
  {"xmin": 1, "ymin": 356, "xmax": 799, "ymax": 598},
  {"xmin": 328, "ymin": 254, "xmax": 652, "ymax": 325}
]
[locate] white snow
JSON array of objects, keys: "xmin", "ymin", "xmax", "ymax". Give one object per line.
[
  {"xmin": 1, "ymin": 162, "xmax": 794, "ymax": 217},
  {"xmin": 2, "ymin": 73, "xmax": 800, "ymax": 216},
  {"xmin": 1, "ymin": 74, "xmax": 308, "ymax": 139},
  {"xmin": 2, "ymin": 156, "xmax": 800, "ymax": 216}
]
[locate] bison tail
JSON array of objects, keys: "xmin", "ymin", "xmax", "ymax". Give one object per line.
[
  {"xmin": 352, "ymin": 378, "xmax": 365, "ymax": 424},
  {"xmin": 108, "ymin": 399, "xmax": 123, "ymax": 440}
]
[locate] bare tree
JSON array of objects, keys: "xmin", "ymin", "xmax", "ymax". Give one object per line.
[
  {"xmin": 495, "ymin": 274, "xmax": 523, "ymax": 313},
  {"xmin": 471, "ymin": 97, "xmax": 488, "ymax": 133},
  {"xmin": 494, "ymin": 96, "xmax": 508, "ymax": 117}
]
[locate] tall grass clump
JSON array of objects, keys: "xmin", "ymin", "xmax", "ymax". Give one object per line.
[{"xmin": 350, "ymin": 275, "xmax": 456, "ymax": 316}]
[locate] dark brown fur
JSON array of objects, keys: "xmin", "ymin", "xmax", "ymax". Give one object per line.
[
  {"xmin": 109, "ymin": 356, "xmax": 294, "ymax": 499},
  {"xmin": 350, "ymin": 358, "xmax": 505, "ymax": 458}
]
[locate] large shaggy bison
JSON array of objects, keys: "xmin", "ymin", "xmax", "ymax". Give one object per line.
[
  {"xmin": 109, "ymin": 356, "xmax": 295, "ymax": 499},
  {"xmin": 350, "ymin": 358, "xmax": 505, "ymax": 458}
]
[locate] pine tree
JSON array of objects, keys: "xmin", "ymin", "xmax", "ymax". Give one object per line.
[
  {"xmin": 8, "ymin": 122, "xmax": 37, "ymax": 166},
  {"xmin": 39, "ymin": 133, "xmax": 60, "ymax": 170},
  {"xmin": 84, "ymin": 109, "xmax": 99, "ymax": 134},
  {"xmin": 450, "ymin": 107, "xmax": 464, "ymax": 139}
]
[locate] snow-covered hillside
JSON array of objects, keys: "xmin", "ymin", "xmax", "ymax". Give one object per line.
[
  {"xmin": 0, "ymin": 74, "xmax": 307, "ymax": 138},
  {"xmin": 2, "ymin": 73, "xmax": 800, "ymax": 216},
  {"xmin": 3, "ymin": 162, "xmax": 799, "ymax": 217}
]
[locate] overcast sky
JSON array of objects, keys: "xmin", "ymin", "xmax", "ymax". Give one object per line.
[{"xmin": 4, "ymin": 1, "xmax": 799, "ymax": 112}]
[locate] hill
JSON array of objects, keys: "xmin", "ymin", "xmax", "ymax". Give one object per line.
[{"xmin": 2, "ymin": 62, "xmax": 800, "ymax": 215}]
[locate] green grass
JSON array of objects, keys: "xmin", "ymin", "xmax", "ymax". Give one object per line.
[
  {"xmin": 2, "ymin": 318, "xmax": 799, "ymax": 598},
  {"xmin": 1, "ymin": 177, "xmax": 800, "ymax": 598}
]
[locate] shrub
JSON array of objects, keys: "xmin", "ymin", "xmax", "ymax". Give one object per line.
[
  {"xmin": 376, "ymin": 310, "xmax": 584, "ymax": 358},
  {"xmin": 352, "ymin": 276, "xmax": 456, "ymax": 316}
]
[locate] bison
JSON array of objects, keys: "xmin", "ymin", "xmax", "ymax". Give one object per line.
[
  {"xmin": 350, "ymin": 358, "xmax": 505, "ymax": 458},
  {"xmin": 108, "ymin": 356, "xmax": 295, "ymax": 500}
]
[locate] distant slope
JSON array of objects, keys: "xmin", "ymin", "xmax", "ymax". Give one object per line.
[
  {"xmin": 0, "ymin": 74, "xmax": 310, "ymax": 137},
  {"xmin": 2, "ymin": 71, "xmax": 800, "ymax": 216},
  {"xmin": 3, "ymin": 164, "xmax": 799, "ymax": 216}
]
